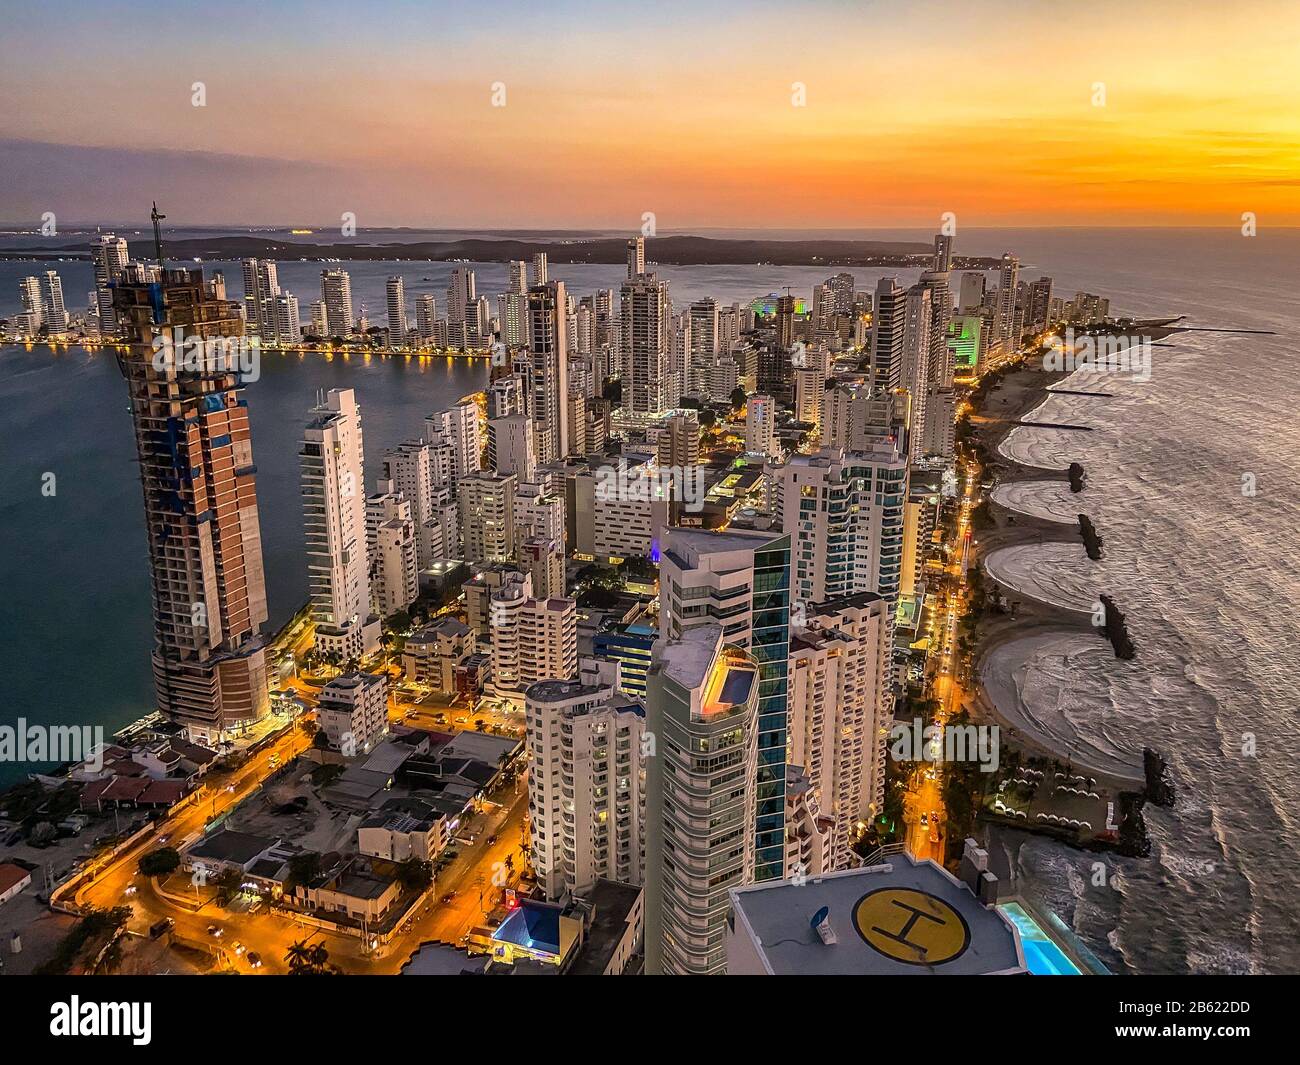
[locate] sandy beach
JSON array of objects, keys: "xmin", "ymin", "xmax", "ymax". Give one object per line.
[{"xmin": 964, "ymin": 357, "xmax": 1144, "ymax": 788}]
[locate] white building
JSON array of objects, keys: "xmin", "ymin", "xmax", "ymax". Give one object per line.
[
  {"xmin": 320, "ymin": 268, "xmax": 354, "ymax": 336},
  {"xmin": 386, "ymin": 276, "xmax": 408, "ymax": 346},
  {"xmin": 744, "ymin": 393, "xmax": 777, "ymax": 460},
  {"xmin": 458, "ymin": 471, "xmax": 517, "ymax": 564},
  {"xmin": 317, "ymin": 672, "xmax": 388, "ymax": 755},
  {"xmin": 91, "ymin": 233, "xmax": 130, "ymax": 335},
  {"xmin": 426, "ymin": 401, "xmax": 482, "ymax": 481},
  {"xmin": 525, "ymin": 674, "xmax": 645, "ymax": 899},
  {"xmin": 644, "ymin": 623, "xmax": 759, "ymax": 975},
  {"xmin": 789, "ymin": 592, "xmax": 893, "ymax": 867},
  {"xmin": 772, "ymin": 444, "xmax": 908, "ymax": 609},
  {"xmin": 273, "ymin": 292, "xmax": 300, "ymax": 345},
  {"xmin": 302, "ymin": 389, "xmax": 379, "ymax": 659},
  {"xmin": 488, "ymin": 413, "xmax": 536, "ymax": 483},
  {"xmin": 365, "ymin": 480, "xmax": 420, "ymax": 618},
  {"xmin": 489, "ymin": 581, "xmax": 578, "ymax": 702}
]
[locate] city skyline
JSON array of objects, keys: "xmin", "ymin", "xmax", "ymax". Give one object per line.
[{"xmin": 2, "ymin": 0, "xmax": 1298, "ymax": 228}]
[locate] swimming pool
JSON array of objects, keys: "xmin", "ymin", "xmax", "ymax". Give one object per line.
[{"xmin": 998, "ymin": 902, "xmax": 1083, "ymax": 975}]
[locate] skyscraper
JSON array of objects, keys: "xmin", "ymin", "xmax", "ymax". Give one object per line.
[
  {"xmin": 772, "ymin": 444, "xmax": 908, "ymax": 609},
  {"xmin": 620, "ymin": 274, "xmax": 669, "ymax": 416},
  {"xmin": 645, "ymin": 623, "xmax": 760, "ymax": 975},
  {"xmin": 17, "ymin": 276, "xmax": 43, "ymax": 335},
  {"xmin": 526, "ymin": 672, "xmax": 645, "ymax": 900},
  {"xmin": 241, "ymin": 259, "xmax": 280, "ymax": 341},
  {"xmin": 386, "ymin": 276, "xmax": 408, "ymax": 346},
  {"xmin": 272, "ymin": 292, "xmax": 300, "ymax": 345},
  {"xmin": 993, "ymin": 252, "xmax": 1020, "ymax": 350},
  {"xmin": 415, "ymin": 294, "xmax": 437, "ymax": 341},
  {"xmin": 320, "ymin": 268, "xmax": 354, "ymax": 337},
  {"xmin": 527, "ymin": 280, "xmax": 570, "ymax": 462},
  {"xmin": 90, "ymin": 233, "xmax": 129, "ymax": 335},
  {"xmin": 39, "ymin": 271, "xmax": 68, "ymax": 336},
  {"xmin": 870, "ymin": 277, "xmax": 908, "ymax": 392},
  {"xmin": 626, "ymin": 235, "xmax": 645, "ymax": 279},
  {"xmin": 113, "ymin": 268, "xmax": 269, "ymax": 743},
  {"xmin": 302, "ymin": 388, "xmax": 377, "ymax": 661},
  {"xmin": 658, "ymin": 527, "xmax": 792, "ymax": 886}
]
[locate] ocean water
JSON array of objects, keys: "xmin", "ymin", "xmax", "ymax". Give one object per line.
[{"xmin": 1, "ymin": 227, "xmax": 1297, "ymax": 972}]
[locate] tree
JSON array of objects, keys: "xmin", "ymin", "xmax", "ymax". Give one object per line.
[
  {"xmin": 397, "ymin": 859, "xmax": 433, "ymax": 891},
  {"xmin": 138, "ymin": 847, "xmax": 181, "ymax": 878},
  {"xmin": 286, "ymin": 939, "xmax": 339, "ymax": 975},
  {"xmin": 729, "ymin": 386, "xmax": 747, "ymax": 410},
  {"xmin": 699, "ymin": 408, "xmax": 717, "ymax": 428}
]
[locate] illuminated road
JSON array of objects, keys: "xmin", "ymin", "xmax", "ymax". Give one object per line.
[{"xmin": 903, "ymin": 460, "xmax": 979, "ymax": 864}]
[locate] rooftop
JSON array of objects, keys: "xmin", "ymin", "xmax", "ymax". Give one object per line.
[{"xmin": 728, "ymin": 853, "xmax": 1026, "ymax": 976}]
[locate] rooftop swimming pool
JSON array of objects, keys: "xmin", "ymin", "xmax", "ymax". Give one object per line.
[{"xmin": 998, "ymin": 902, "xmax": 1084, "ymax": 975}]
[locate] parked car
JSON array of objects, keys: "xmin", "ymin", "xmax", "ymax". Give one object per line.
[{"xmin": 149, "ymin": 918, "xmax": 173, "ymax": 939}]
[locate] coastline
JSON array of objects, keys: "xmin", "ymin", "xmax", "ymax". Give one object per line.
[{"xmin": 963, "ymin": 356, "xmax": 1145, "ymax": 790}]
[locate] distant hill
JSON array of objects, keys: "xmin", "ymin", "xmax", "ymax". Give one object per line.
[{"xmin": 1, "ymin": 234, "xmax": 1002, "ymax": 269}]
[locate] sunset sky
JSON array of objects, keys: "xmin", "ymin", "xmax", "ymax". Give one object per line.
[{"xmin": 2, "ymin": 0, "xmax": 1298, "ymax": 228}]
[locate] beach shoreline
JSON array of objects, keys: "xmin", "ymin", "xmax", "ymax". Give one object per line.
[{"xmin": 963, "ymin": 355, "xmax": 1144, "ymax": 790}]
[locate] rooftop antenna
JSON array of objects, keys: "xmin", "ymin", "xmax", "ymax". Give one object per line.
[{"xmin": 150, "ymin": 202, "xmax": 166, "ymax": 269}]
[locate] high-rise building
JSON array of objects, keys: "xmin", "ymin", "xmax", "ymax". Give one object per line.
[
  {"xmin": 958, "ymin": 270, "xmax": 987, "ymax": 315},
  {"xmin": 993, "ymin": 253, "xmax": 1020, "ymax": 350},
  {"xmin": 870, "ymin": 277, "xmax": 908, "ymax": 392},
  {"xmin": 487, "ymin": 413, "xmax": 536, "ymax": 482},
  {"xmin": 489, "ymin": 579, "xmax": 578, "ymax": 701},
  {"xmin": 531, "ymin": 252, "xmax": 549, "ymax": 286},
  {"xmin": 365, "ymin": 479, "xmax": 419, "ymax": 619},
  {"xmin": 90, "ymin": 233, "xmax": 129, "ymax": 335},
  {"xmin": 386, "ymin": 276, "xmax": 408, "ymax": 346},
  {"xmin": 788, "ymin": 592, "xmax": 893, "ymax": 867},
  {"xmin": 827, "ymin": 272, "xmax": 856, "ymax": 315},
  {"xmin": 947, "ymin": 314, "xmax": 983, "ymax": 374},
  {"xmin": 527, "ymin": 281, "xmax": 570, "ymax": 462},
  {"xmin": 113, "ymin": 268, "xmax": 270, "ymax": 743},
  {"xmin": 317, "ymin": 672, "xmax": 388, "ymax": 755},
  {"xmin": 308, "ymin": 300, "xmax": 329, "ymax": 339},
  {"xmin": 626, "ymin": 235, "xmax": 645, "ymax": 279},
  {"xmin": 17, "ymin": 276, "xmax": 43, "ymax": 336},
  {"xmin": 1028, "ymin": 276, "xmax": 1054, "ymax": 334},
  {"xmin": 658, "ymin": 527, "xmax": 792, "ymax": 885},
  {"xmin": 302, "ymin": 389, "xmax": 377, "ymax": 660},
  {"xmin": 425, "ymin": 401, "xmax": 482, "ymax": 482},
  {"xmin": 241, "ymin": 259, "xmax": 280, "ymax": 341},
  {"xmin": 320, "ymin": 269, "xmax": 354, "ymax": 337},
  {"xmin": 686, "ymin": 297, "xmax": 719, "ymax": 392},
  {"xmin": 773, "ymin": 444, "xmax": 908, "ymax": 609},
  {"xmin": 526, "ymin": 673, "xmax": 645, "ymax": 899},
  {"xmin": 744, "ymin": 394, "xmax": 777, "ymax": 459},
  {"xmin": 457, "ymin": 471, "xmax": 517, "ymax": 563},
  {"xmin": 39, "ymin": 271, "xmax": 68, "ymax": 336},
  {"xmin": 272, "ymin": 292, "xmax": 300, "ymax": 345},
  {"xmin": 415, "ymin": 294, "xmax": 437, "ymax": 341},
  {"xmin": 620, "ymin": 274, "xmax": 669, "ymax": 416},
  {"xmin": 645, "ymin": 623, "xmax": 760, "ymax": 975}
]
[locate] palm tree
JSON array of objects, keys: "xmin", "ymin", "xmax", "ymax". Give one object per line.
[{"xmin": 286, "ymin": 939, "xmax": 337, "ymax": 975}]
